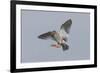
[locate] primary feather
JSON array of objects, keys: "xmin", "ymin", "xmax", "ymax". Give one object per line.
[
  {"xmin": 59, "ymin": 19, "xmax": 72, "ymax": 42},
  {"xmin": 38, "ymin": 32, "xmax": 53, "ymax": 40},
  {"xmin": 60, "ymin": 19, "xmax": 72, "ymax": 34}
]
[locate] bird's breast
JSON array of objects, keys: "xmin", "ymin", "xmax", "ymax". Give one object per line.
[{"xmin": 53, "ymin": 32, "xmax": 62, "ymax": 43}]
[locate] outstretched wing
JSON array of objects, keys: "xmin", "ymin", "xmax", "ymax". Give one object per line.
[
  {"xmin": 59, "ymin": 19, "xmax": 72, "ymax": 42},
  {"xmin": 38, "ymin": 32, "xmax": 53, "ymax": 40},
  {"xmin": 60, "ymin": 19, "xmax": 72, "ymax": 34}
]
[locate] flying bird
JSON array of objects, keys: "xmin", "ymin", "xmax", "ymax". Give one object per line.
[{"xmin": 38, "ymin": 19, "xmax": 72, "ymax": 51}]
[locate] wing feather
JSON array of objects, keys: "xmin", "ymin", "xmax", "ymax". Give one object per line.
[
  {"xmin": 59, "ymin": 19, "xmax": 72, "ymax": 42},
  {"xmin": 38, "ymin": 32, "xmax": 53, "ymax": 40},
  {"xmin": 60, "ymin": 19, "xmax": 72, "ymax": 34}
]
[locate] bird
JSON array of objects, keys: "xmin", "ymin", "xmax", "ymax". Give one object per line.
[{"xmin": 38, "ymin": 19, "xmax": 72, "ymax": 51}]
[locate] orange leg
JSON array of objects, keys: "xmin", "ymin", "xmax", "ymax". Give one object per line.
[{"xmin": 51, "ymin": 44, "xmax": 61, "ymax": 48}]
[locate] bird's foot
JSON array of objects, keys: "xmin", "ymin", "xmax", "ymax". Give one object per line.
[{"xmin": 51, "ymin": 44, "xmax": 61, "ymax": 48}]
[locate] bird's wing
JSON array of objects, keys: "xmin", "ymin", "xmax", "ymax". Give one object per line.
[
  {"xmin": 59, "ymin": 19, "xmax": 72, "ymax": 42},
  {"xmin": 60, "ymin": 19, "xmax": 72, "ymax": 34},
  {"xmin": 38, "ymin": 32, "xmax": 53, "ymax": 40}
]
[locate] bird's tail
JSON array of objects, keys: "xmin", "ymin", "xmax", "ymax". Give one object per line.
[{"xmin": 61, "ymin": 43, "xmax": 69, "ymax": 51}]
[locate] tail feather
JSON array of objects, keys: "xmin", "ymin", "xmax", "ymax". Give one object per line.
[{"xmin": 61, "ymin": 43, "xmax": 69, "ymax": 51}]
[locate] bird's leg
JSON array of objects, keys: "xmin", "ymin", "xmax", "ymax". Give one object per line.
[{"xmin": 51, "ymin": 43, "xmax": 61, "ymax": 48}]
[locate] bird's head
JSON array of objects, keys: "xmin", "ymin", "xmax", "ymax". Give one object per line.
[
  {"xmin": 52, "ymin": 31, "xmax": 56, "ymax": 32},
  {"xmin": 51, "ymin": 31, "xmax": 56, "ymax": 35}
]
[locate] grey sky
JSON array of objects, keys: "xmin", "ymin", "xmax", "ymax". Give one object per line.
[{"xmin": 21, "ymin": 10, "xmax": 90, "ymax": 63}]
